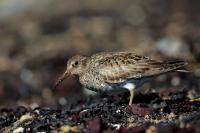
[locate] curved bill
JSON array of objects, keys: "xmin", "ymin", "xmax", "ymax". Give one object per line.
[{"xmin": 54, "ymin": 71, "xmax": 69, "ymax": 88}]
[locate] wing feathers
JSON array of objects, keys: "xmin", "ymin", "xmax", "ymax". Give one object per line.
[{"xmin": 94, "ymin": 53, "xmax": 187, "ymax": 84}]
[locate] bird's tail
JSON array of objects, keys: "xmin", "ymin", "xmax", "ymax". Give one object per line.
[{"xmin": 164, "ymin": 60, "xmax": 188, "ymax": 72}]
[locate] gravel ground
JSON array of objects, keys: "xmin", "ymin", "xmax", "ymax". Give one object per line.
[{"xmin": 1, "ymin": 90, "xmax": 200, "ymax": 132}]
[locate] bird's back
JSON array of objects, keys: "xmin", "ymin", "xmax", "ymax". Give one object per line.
[{"xmin": 88, "ymin": 52, "xmax": 187, "ymax": 84}]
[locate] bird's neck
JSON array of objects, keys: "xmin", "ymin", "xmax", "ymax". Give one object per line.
[{"xmin": 78, "ymin": 58, "xmax": 88, "ymax": 77}]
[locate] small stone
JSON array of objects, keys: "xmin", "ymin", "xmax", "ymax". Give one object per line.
[{"xmin": 13, "ymin": 127, "xmax": 24, "ymax": 133}]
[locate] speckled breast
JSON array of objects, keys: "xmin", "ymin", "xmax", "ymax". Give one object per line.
[{"xmin": 79, "ymin": 72, "xmax": 110, "ymax": 93}]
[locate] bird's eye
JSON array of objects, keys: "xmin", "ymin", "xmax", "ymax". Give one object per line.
[
  {"xmin": 72, "ymin": 61, "xmax": 79, "ymax": 67},
  {"xmin": 75, "ymin": 61, "xmax": 79, "ymax": 65}
]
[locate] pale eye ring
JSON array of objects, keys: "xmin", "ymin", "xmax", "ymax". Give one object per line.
[{"xmin": 72, "ymin": 61, "xmax": 78, "ymax": 67}]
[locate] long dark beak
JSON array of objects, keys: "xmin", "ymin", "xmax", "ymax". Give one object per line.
[{"xmin": 54, "ymin": 70, "xmax": 70, "ymax": 89}]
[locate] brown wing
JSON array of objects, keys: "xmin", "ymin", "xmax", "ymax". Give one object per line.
[{"xmin": 95, "ymin": 52, "xmax": 187, "ymax": 84}]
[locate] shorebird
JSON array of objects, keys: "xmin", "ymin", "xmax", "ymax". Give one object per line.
[{"xmin": 54, "ymin": 52, "xmax": 187, "ymax": 105}]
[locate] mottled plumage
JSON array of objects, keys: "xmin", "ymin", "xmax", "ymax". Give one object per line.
[{"xmin": 54, "ymin": 52, "xmax": 187, "ymax": 105}]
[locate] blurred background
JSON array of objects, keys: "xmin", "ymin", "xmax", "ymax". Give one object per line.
[{"xmin": 0, "ymin": 0, "xmax": 199, "ymax": 108}]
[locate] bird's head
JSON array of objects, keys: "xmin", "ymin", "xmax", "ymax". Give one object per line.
[{"xmin": 54, "ymin": 55, "xmax": 87, "ymax": 88}]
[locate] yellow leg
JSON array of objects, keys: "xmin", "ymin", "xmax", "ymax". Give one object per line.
[
  {"xmin": 129, "ymin": 88, "xmax": 134, "ymax": 105},
  {"xmin": 123, "ymin": 83, "xmax": 135, "ymax": 105}
]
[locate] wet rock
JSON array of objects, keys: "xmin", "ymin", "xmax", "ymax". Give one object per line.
[{"xmin": 128, "ymin": 104, "xmax": 152, "ymax": 116}]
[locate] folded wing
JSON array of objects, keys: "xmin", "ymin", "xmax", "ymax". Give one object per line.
[{"xmin": 96, "ymin": 52, "xmax": 187, "ymax": 84}]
